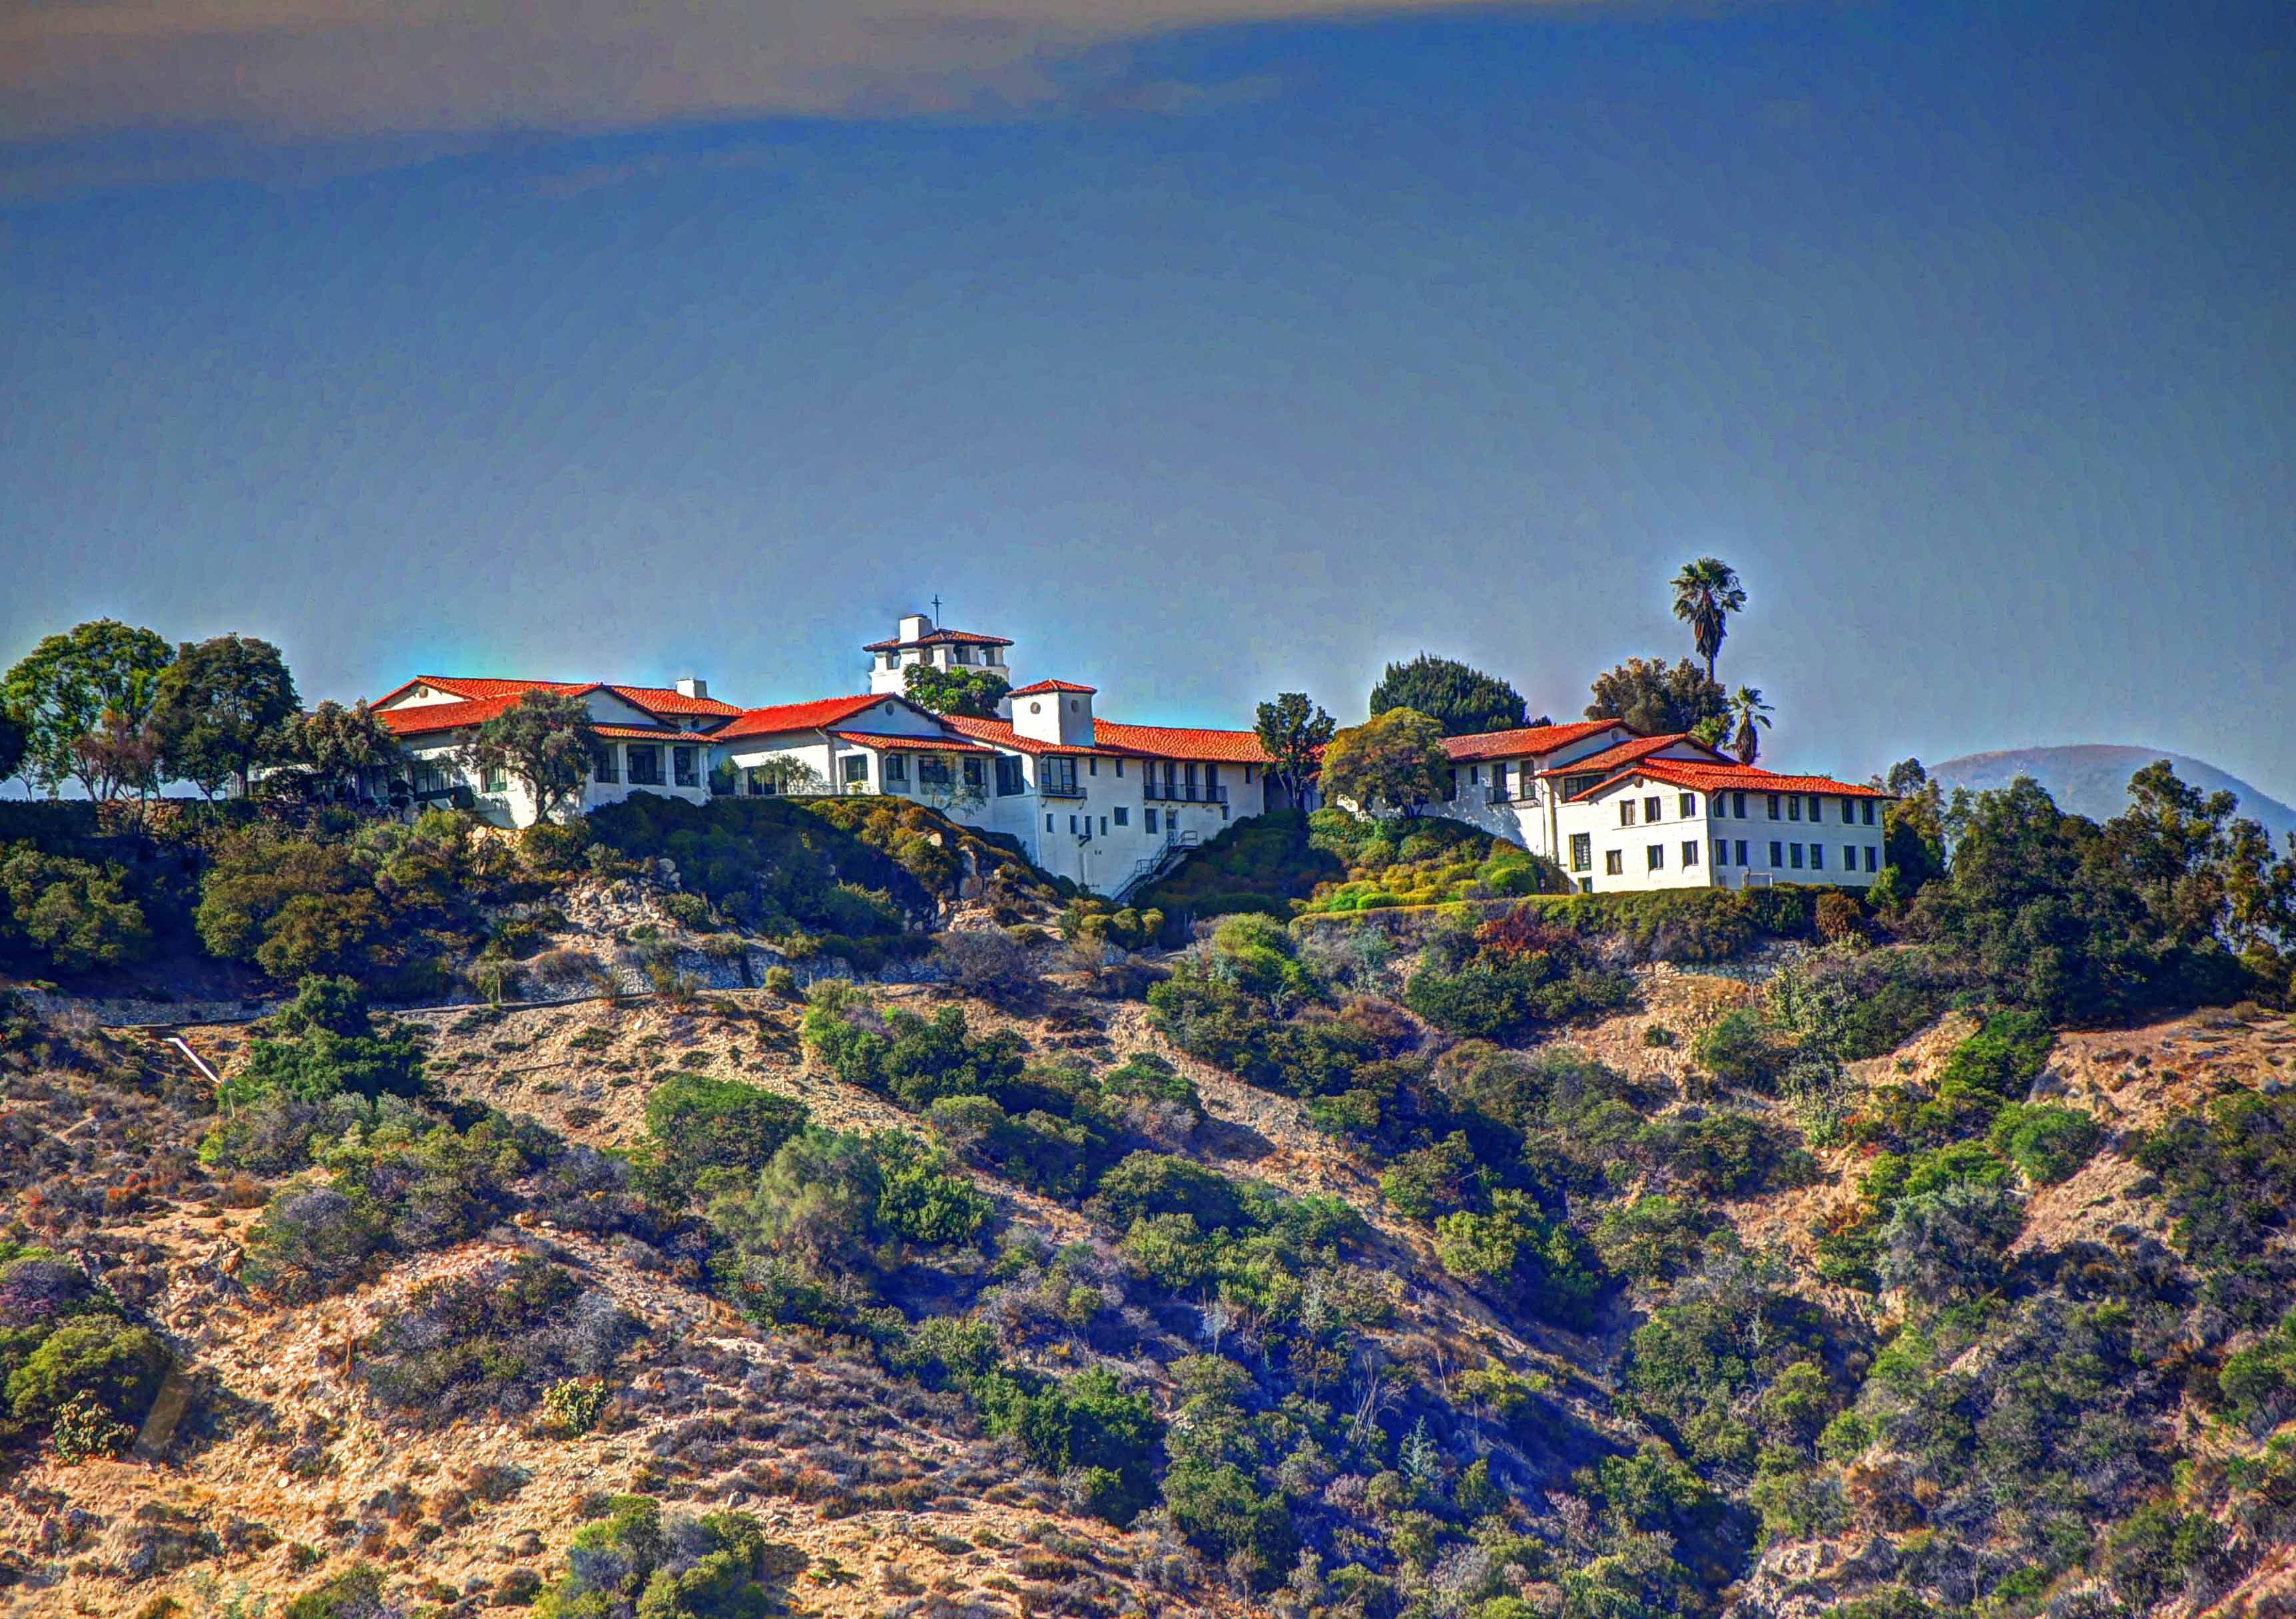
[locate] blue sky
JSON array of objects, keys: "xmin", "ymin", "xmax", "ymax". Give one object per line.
[{"xmin": 3, "ymin": 0, "xmax": 2291, "ymax": 802}]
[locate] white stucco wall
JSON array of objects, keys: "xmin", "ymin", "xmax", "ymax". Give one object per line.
[{"xmin": 1554, "ymin": 776, "xmax": 1886, "ymax": 894}]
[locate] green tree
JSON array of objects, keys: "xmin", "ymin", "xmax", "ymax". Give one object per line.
[
  {"xmin": 1584, "ymin": 656, "xmax": 1727, "ymax": 736},
  {"xmin": 149, "ymin": 634, "xmax": 303, "ymax": 798},
  {"xmin": 902, "ymin": 662, "xmax": 1011, "ymax": 718},
  {"xmin": 1, "ymin": 620, "xmax": 174, "ymax": 797},
  {"xmin": 72, "ymin": 706, "xmax": 163, "ymax": 806},
  {"xmin": 1726, "ymin": 685, "xmax": 1773, "ymax": 766},
  {"xmin": 0, "ymin": 845, "xmax": 153, "ymax": 970},
  {"xmin": 0, "ymin": 706, "xmax": 28, "ymax": 788},
  {"xmin": 460, "ymin": 689, "xmax": 602, "ymax": 822},
  {"xmin": 1319, "ymin": 708, "xmax": 1448, "ymax": 818},
  {"xmin": 294, "ymin": 699, "xmax": 402, "ymax": 802},
  {"xmin": 1253, "ymin": 692, "xmax": 1335, "ymax": 803},
  {"xmin": 1670, "ymin": 557, "xmax": 1747, "ymax": 682},
  {"xmin": 1368, "ymin": 654, "xmax": 1526, "ymax": 737},
  {"xmin": 644, "ymin": 1072, "xmax": 810, "ymax": 1197}
]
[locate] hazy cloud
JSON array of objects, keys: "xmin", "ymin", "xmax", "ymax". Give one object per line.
[{"xmin": 0, "ymin": 0, "xmax": 1548, "ymax": 147}]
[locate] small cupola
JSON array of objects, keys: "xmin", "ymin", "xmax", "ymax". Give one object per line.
[{"xmin": 1008, "ymin": 679, "xmax": 1097, "ymax": 748}]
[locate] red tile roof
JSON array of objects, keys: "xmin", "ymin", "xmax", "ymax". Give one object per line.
[
  {"xmin": 607, "ymin": 685, "xmax": 741, "ymax": 718},
  {"xmin": 374, "ymin": 692, "xmax": 537, "ymax": 737},
  {"xmin": 372, "ymin": 675, "xmax": 738, "ymax": 725},
  {"xmin": 1568, "ymin": 758, "xmax": 1894, "ymax": 804},
  {"xmin": 593, "ymin": 726, "xmax": 708, "ymax": 743},
  {"xmin": 1093, "ymin": 720, "xmax": 1271, "ymax": 765},
  {"xmin": 1009, "ymin": 679, "xmax": 1097, "ymax": 696},
  {"xmin": 828, "ymin": 730, "xmax": 996, "ymax": 755},
  {"xmin": 1536, "ymin": 732, "xmax": 1721, "ymax": 778},
  {"xmin": 1442, "ymin": 720, "xmax": 1625, "ymax": 763},
  {"xmin": 938, "ymin": 715, "xmax": 1119, "ymax": 758},
  {"xmin": 939, "ymin": 712, "xmax": 1269, "ymax": 764},
  {"xmin": 714, "ymin": 694, "xmax": 894, "ymax": 742},
  {"xmin": 862, "ymin": 628, "xmax": 1014, "ymax": 652}
]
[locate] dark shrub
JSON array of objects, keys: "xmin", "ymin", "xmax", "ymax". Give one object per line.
[
  {"xmin": 643, "ymin": 1072, "xmax": 808, "ymax": 1197},
  {"xmin": 361, "ymin": 1256, "xmax": 637, "ymax": 1426}
]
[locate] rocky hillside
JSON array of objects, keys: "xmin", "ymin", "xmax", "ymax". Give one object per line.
[
  {"xmin": 3, "ymin": 768, "xmax": 2295, "ymax": 1619},
  {"xmin": 3, "ymin": 943, "xmax": 2293, "ymax": 1618}
]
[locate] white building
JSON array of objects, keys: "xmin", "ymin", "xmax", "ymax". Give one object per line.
[
  {"xmin": 864, "ymin": 614, "xmax": 1013, "ymax": 696},
  {"xmin": 1362, "ymin": 724, "xmax": 1892, "ymax": 894},
  {"xmin": 1538, "ymin": 733, "xmax": 1891, "ymax": 893},
  {"xmin": 352, "ymin": 617, "xmax": 1891, "ymax": 901},
  {"xmin": 708, "ymin": 616, "xmax": 1275, "ymax": 895},
  {"xmin": 369, "ymin": 675, "xmax": 738, "ymax": 827}
]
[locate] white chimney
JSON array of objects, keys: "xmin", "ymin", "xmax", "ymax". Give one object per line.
[
  {"xmin": 898, "ymin": 611, "xmax": 932, "ymax": 641},
  {"xmin": 675, "ymin": 676, "xmax": 708, "ymax": 699}
]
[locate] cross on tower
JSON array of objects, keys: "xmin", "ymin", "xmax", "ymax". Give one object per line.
[{"xmin": 930, "ymin": 593, "xmax": 942, "ymax": 622}]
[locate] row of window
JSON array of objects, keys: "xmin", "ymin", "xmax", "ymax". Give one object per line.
[
  {"xmin": 1617, "ymin": 790, "xmax": 1881, "ymax": 828},
  {"xmin": 1714, "ymin": 790, "xmax": 1878, "ymax": 826},
  {"xmin": 1619, "ymin": 792, "xmax": 1698, "ymax": 827},
  {"xmin": 587, "ymin": 743, "xmax": 700, "ymax": 789},
  {"xmin": 1050, "ymin": 806, "xmax": 1174, "ymax": 839},
  {"xmin": 1572, "ymin": 830, "xmax": 1882, "ymax": 875}
]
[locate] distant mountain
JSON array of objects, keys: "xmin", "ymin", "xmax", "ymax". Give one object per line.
[{"xmin": 1928, "ymin": 745, "xmax": 2296, "ymax": 842}]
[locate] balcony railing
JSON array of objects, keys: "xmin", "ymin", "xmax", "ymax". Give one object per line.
[
  {"xmin": 1486, "ymin": 788, "xmax": 1515, "ymax": 806},
  {"xmin": 1039, "ymin": 780, "xmax": 1087, "ymax": 800},
  {"xmin": 1143, "ymin": 784, "xmax": 1227, "ymax": 805}
]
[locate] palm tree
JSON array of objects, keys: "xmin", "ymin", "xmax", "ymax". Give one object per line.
[
  {"xmin": 1671, "ymin": 557, "xmax": 1747, "ymax": 682},
  {"xmin": 1727, "ymin": 686, "xmax": 1773, "ymax": 765}
]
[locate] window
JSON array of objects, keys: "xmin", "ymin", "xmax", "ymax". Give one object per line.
[
  {"xmin": 1620, "ymin": 800, "xmax": 1637, "ymax": 827},
  {"xmin": 836, "ymin": 754, "xmax": 866, "ymax": 789},
  {"xmin": 918, "ymin": 754, "xmax": 953, "ymax": 788},
  {"xmin": 1244, "ymin": 766, "xmax": 1253, "ymax": 784},
  {"xmin": 1714, "ymin": 839, "xmax": 1729, "ymax": 867},
  {"xmin": 595, "ymin": 748, "xmax": 619, "ymax": 784},
  {"xmin": 1841, "ymin": 797, "xmax": 1856, "ymax": 823},
  {"xmin": 1788, "ymin": 795, "xmax": 1802, "ymax": 821},
  {"xmin": 1809, "ymin": 844, "xmax": 1824, "ymax": 871},
  {"xmin": 483, "ymin": 765, "xmax": 508, "ymax": 793},
  {"xmin": 1147, "ymin": 809, "xmax": 1160, "ymax": 834},
  {"xmin": 1863, "ymin": 801, "xmax": 1876, "ymax": 825},
  {"xmin": 1045, "ymin": 813, "xmax": 1054, "ymax": 831},
  {"xmin": 1766, "ymin": 794, "xmax": 1781, "ymax": 819},
  {"xmin": 628, "ymin": 746, "xmax": 664, "ymax": 786},
  {"xmin": 1564, "ymin": 772, "xmax": 1602, "ymax": 799},
  {"xmin": 1605, "ymin": 849, "xmax": 1624, "ymax": 875},
  {"xmin": 1733, "ymin": 792, "xmax": 1747, "ymax": 818},
  {"xmin": 1644, "ymin": 795, "xmax": 1662, "ymax": 823},
  {"xmin": 1041, "ymin": 758, "xmax": 1079, "ymax": 796},
  {"xmin": 882, "ymin": 752, "xmax": 908, "ymax": 786},
  {"xmin": 1115, "ymin": 759, "xmax": 1125, "ymax": 778},
  {"xmin": 1679, "ymin": 793, "xmax": 1695, "ymax": 818},
  {"xmin": 1469, "ymin": 766, "xmax": 1480, "ymax": 785},
  {"xmin": 1735, "ymin": 839, "xmax": 1748, "ymax": 865},
  {"xmin": 962, "ymin": 757, "xmax": 984, "ymax": 788},
  {"xmin": 1088, "ymin": 758, "xmax": 1097, "ymax": 775},
  {"xmin": 1769, "ymin": 840, "xmax": 1783, "ymax": 867},
  {"xmin": 673, "ymin": 746, "xmax": 698, "ymax": 788},
  {"xmin": 1114, "ymin": 806, "xmax": 1129, "ymax": 827},
  {"xmin": 1570, "ymin": 832, "xmax": 1591, "ymax": 872},
  {"xmin": 1100, "ymin": 817, "xmax": 1108, "ymax": 836},
  {"xmin": 1790, "ymin": 842, "xmax": 1805, "ymax": 869},
  {"xmin": 1578, "ymin": 878, "xmax": 1593, "ymax": 894},
  {"xmin": 1069, "ymin": 815, "xmax": 1080, "ymax": 835},
  {"xmin": 996, "ymin": 755, "xmax": 1025, "ymax": 796},
  {"xmin": 1647, "ymin": 843, "xmax": 1664, "ymax": 870},
  {"xmin": 1865, "ymin": 845, "xmax": 1879, "ymax": 873},
  {"xmin": 1683, "ymin": 839, "xmax": 1699, "ymax": 867}
]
